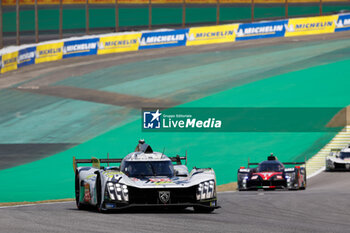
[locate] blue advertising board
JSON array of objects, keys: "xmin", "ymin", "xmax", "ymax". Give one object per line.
[
  {"xmin": 235, "ymin": 20, "xmax": 288, "ymax": 41},
  {"xmin": 335, "ymin": 14, "xmax": 350, "ymax": 32},
  {"xmin": 62, "ymin": 38, "xmax": 99, "ymax": 59},
  {"xmin": 139, "ymin": 29, "xmax": 189, "ymax": 50},
  {"xmin": 17, "ymin": 46, "xmax": 36, "ymax": 68}
]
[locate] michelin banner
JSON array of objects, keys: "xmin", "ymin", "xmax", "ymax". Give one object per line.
[
  {"xmin": 98, "ymin": 33, "xmax": 142, "ymax": 55},
  {"xmin": 35, "ymin": 42, "xmax": 63, "ymax": 64},
  {"xmin": 139, "ymin": 29, "xmax": 189, "ymax": 50},
  {"xmin": 235, "ymin": 20, "xmax": 288, "ymax": 41},
  {"xmin": 1, "ymin": 51, "xmax": 18, "ymax": 74},
  {"xmin": 335, "ymin": 14, "xmax": 350, "ymax": 32},
  {"xmin": 63, "ymin": 38, "xmax": 99, "ymax": 59},
  {"xmin": 284, "ymin": 15, "xmax": 338, "ymax": 37},
  {"xmin": 186, "ymin": 24, "xmax": 239, "ymax": 46},
  {"xmin": 2, "ymin": 13, "xmax": 350, "ymax": 75},
  {"xmin": 18, "ymin": 47, "xmax": 36, "ymax": 68}
]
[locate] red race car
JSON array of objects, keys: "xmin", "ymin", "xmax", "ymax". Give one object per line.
[{"xmin": 237, "ymin": 154, "xmax": 306, "ymax": 191}]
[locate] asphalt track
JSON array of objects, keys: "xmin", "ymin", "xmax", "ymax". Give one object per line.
[{"xmin": 1, "ymin": 172, "xmax": 349, "ymax": 233}]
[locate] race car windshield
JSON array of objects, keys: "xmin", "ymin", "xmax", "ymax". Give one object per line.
[
  {"xmin": 122, "ymin": 161, "xmax": 174, "ymax": 177},
  {"xmin": 340, "ymin": 152, "xmax": 350, "ymax": 159},
  {"xmin": 258, "ymin": 163, "xmax": 284, "ymax": 172}
]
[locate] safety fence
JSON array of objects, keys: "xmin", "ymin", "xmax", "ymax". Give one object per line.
[
  {"xmin": 2, "ymin": 0, "xmax": 350, "ymax": 48},
  {"xmin": 1, "ymin": 12, "xmax": 350, "ymax": 74}
]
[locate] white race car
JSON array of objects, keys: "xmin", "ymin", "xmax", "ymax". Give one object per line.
[
  {"xmin": 326, "ymin": 145, "xmax": 350, "ymax": 171},
  {"xmin": 73, "ymin": 140, "xmax": 219, "ymax": 213}
]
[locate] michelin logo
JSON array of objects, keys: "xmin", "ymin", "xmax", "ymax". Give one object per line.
[
  {"xmin": 140, "ymin": 34, "xmax": 185, "ymax": 45},
  {"xmin": 144, "ymin": 109, "xmax": 162, "ymax": 129},
  {"xmin": 3, "ymin": 57, "xmax": 17, "ymax": 66},
  {"xmin": 36, "ymin": 48, "xmax": 61, "ymax": 58},
  {"xmin": 63, "ymin": 42, "xmax": 97, "ymax": 54},
  {"xmin": 284, "ymin": 21, "xmax": 333, "ymax": 32},
  {"xmin": 335, "ymin": 18, "xmax": 350, "ymax": 28},
  {"xmin": 235, "ymin": 25, "xmax": 284, "ymax": 37},
  {"xmin": 187, "ymin": 30, "xmax": 235, "ymax": 40},
  {"xmin": 99, "ymin": 39, "xmax": 137, "ymax": 49},
  {"xmin": 18, "ymin": 51, "xmax": 35, "ymax": 64}
]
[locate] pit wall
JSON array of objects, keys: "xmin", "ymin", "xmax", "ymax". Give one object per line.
[{"xmin": 1, "ymin": 13, "xmax": 350, "ymax": 74}]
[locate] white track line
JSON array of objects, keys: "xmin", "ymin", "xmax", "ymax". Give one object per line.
[
  {"xmin": 307, "ymin": 166, "xmax": 325, "ymax": 179},
  {"xmin": 0, "ymin": 201, "xmax": 74, "ymax": 209}
]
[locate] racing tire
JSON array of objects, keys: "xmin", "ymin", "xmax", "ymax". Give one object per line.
[
  {"xmin": 96, "ymin": 174, "xmax": 107, "ymax": 213},
  {"xmin": 193, "ymin": 206, "xmax": 215, "ymax": 213},
  {"xmin": 75, "ymin": 172, "xmax": 88, "ymax": 210},
  {"xmin": 299, "ymin": 173, "xmax": 307, "ymax": 190}
]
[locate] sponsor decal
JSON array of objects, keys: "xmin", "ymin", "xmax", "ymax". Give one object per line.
[
  {"xmin": 84, "ymin": 183, "xmax": 91, "ymax": 202},
  {"xmin": 139, "ymin": 29, "xmax": 189, "ymax": 49},
  {"xmin": 256, "ymin": 172, "xmax": 282, "ymax": 180},
  {"xmin": 335, "ymin": 14, "xmax": 350, "ymax": 32},
  {"xmin": 1, "ymin": 51, "xmax": 18, "ymax": 74},
  {"xmin": 98, "ymin": 33, "xmax": 142, "ymax": 55},
  {"xmin": 159, "ymin": 191, "xmax": 170, "ymax": 204},
  {"xmin": 147, "ymin": 178, "xmax": 173, "ymax": 185},
  {"xmin": 186, "ymin": 24, "xmax": 239, "ymax": 46},
  {"xmin": 235, "ymin": 20, "xmax": 287, "ymax": 40},
  {"xmin": 239, "ymin": 169, "xmax": 250, "ymax": 172},
  {"xmin": 63, "ymin": 38, "xmax": 99, "ymax": 58},
  {"xmin": 284, "ymin": 168, "xmax": 295, "ymax": 172},
  {"xmin": 105, "ymin": 203, "xmax": 116, "ymax": 208},
  {"xmin": 102, "ymin": 170, "xmax": 122, "ymax": 179},
  {"xmin": 35, "ymin": 42, "xmax": 63, "ymax": 64},
  {"xmin": 17, "ymin": 47, "xmax": 36, "ymax": 68},
  {"xmin": 284, "ymin": 15, "xmax": 338, "ymax": 37},
  {"xmin": 143, "ymin": 109, "xmax": 222, "ymax": 130}
]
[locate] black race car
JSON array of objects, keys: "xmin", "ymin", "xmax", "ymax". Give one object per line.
[{"xmin": 237, "ymin": 154, "xmax": 306, "ymax": 190}]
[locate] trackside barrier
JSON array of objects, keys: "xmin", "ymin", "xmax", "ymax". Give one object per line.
[{"xmin": 1, "ymin": 13, "xmax": 350, "ymax": 74}]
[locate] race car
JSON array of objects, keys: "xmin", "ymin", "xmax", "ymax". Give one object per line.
[
  {"xmin": 237, "ymin": 154, "xmax": 306, "ymax": 190},
  {"xmin": 326, "ymin": 145, "xmax": 350, "ymax": 171},
  {"xmin": 73, "ymin": 140, "xmax": 219, "ymax": 213}
]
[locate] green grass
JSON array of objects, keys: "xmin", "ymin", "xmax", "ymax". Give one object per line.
[{"xmin": 1, "ymin": 57, "xmax": 350, "ymax": 202}]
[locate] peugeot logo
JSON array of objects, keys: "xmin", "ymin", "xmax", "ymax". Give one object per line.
[{"xmin": 159, "ymin": 191, "xmax": 170, "ymax": 204}]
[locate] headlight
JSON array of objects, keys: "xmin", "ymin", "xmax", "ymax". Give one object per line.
[
  {"xmin": 196, "ymin": 180, "xmax": 215, "ymax": 201},
  {"xmin": 238, "ymin": 173, "xmax": 249, "ymax": 182},
  {"xmin": 285, "ymin": 173, "xmax": 295, "ymax": 183},
  {"xmin": 107, "ymin": 182, "xmax": 128, "ymax": 202}
]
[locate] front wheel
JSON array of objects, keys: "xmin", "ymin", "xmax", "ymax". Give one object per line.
[
  {"xmin": 95, "ymin": 174, "xmax": 107, "ymax": 213},
  {"xmin": 75, "ymin": 172, "xmax": 87, "ymax": 210},
  {"xmin": 300, "ymin": 174, "xmax": 307, "ymax": 190}
]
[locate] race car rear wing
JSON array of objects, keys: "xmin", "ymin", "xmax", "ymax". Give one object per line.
[
  {"xmin": 73, "ymin": 156, "xmax": 123, "ymax": 172},
  {"xmin": 73, "ymin": 153, "xmax": 188, "ymax": 172},
  {"xmin": 248, "ymin": 161, "xmax": 305, "ymax": 167},
  {"xmin": 169, "ymin": 154, "xmax": 187, "ymax": 165},
  {"xmin": 247, "ymin": 155, "xmax": 306, "ymax": 168}
]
